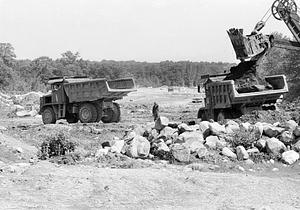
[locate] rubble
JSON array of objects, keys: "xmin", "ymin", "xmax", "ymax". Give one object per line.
[{"xmin": 281, "ymin": 150, "xmax": 299, "ymax": 165}]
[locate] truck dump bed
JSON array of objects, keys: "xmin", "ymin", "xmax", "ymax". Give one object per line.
[
  {"xmin": 63, "ymin": 78, "xmax": 136, "ymax": 103},
  {"xmin": 205, "ymin": 75, "xmax": 288, "ymax": 109}
]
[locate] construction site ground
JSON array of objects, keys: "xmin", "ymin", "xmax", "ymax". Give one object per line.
[{"xmin": 0, "ymin": 87, "xmax": 299, "ymax": 210}]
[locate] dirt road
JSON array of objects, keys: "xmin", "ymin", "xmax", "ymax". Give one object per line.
[{"xmin": 0, "ymin": 161, "xmax": 299, "ymax": 210}]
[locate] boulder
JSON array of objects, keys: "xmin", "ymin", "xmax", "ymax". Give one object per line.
[
  {"xmin": 244, "ymin": 159, "xmax": 255, "ymax": 165},
  {"xmin": 157, "ymin": 141, "xmax": 170, "ymax": 152},
  {"xmin": 221, "ymin": 147, "xmax": 237, "ymax": 159},
  {"xmin": 178, "ymin": 131, "xmax": 204, "ymax": 144},
  {"xmin": 225, "ymin": 120, "xmax": 240, "ymax": 133},
  {"xmin": 178, "ymin": 123, "xmax": 193, "ymax": 133},
  {"xmin": 110, "ymin": 140, "xmax": 125, "ymax": 153},
  {"xmin": 216, "ymin": 139, "xmax": 228, "ymax": 149},
  {"xmin": 263, "ymin": 124, "xmax": 284, "ymax": 138},
  {"xmin": 133, "ymin": 125, "xmax": 147, "ymax": 136},
  {"xmin": 205, "ymin": 136, "xmax": 219, "ymax": 149},
  {"xmin": 281, "ymin": 150, "xmax": 299, "ymax": 165},
  {"xmin": 196, "ymin": 146, "xmax": 209, "ymax": 158},
  {"xmin": 293, "ymin": 139, "xmax": 300, "ymax": 152},
  {"xmin": 256, "ymin": 138, "xmax": 267, "ymax": 150},
  {"xmin": 284, "ymin": 120, "xmax": 298, "ymax": 132},
  {"xmin": 198, "ymin": 121, "xmax": 210, "ymax": 134},
  {"xmin": 184, "ymin": 141, "xmax": 205, "ymax": 153},
  {"xmin": 254, "ymin": 122, "xmax": 264, "ymax": 137},
  {"xmin": 154, "ymin": 117, "xmax": 169, "ymax": 131},
  {"xmin": 293, "ymin": 126, "xmax": 300, "ymax": 137},
  {"xmin": 158, "ymin": 127, "xmax": 177, "ymax": 140},
  {"xmin": 241, "ymin": 122, "xmax": 251, "ymax": 131},
  {"xmin": 279, "ymin": 131, "xmax": 295, "ymax": 145},
  {"xmin": 190, "ymin": 124, "xmax": 200, "ymax": 131},
  {"xmin": 170, "ymin": 144, "xmax": 190, "ymax": 162},
  {"xmin": 95, "ymin": 148, "xmax": 109, "ymax": 157},
  {"xmin": 266, "ymin": 137, "xmax": 287, "ymax": 155},
  {"xmin": 148, "ymin": 129, "xmax": 159, "ymax": 142},
  {"xmin": 126, "ymin": 136, "xmax": 150, "ymax": 158},
  {"xmin": 209, "ymin": 122, "xmax": 226, "ymax": 136},
  {"xmin": 246, "ymin": 147, "xmax": 260, "ymax": 154},
  {"xmin": 236, "ymin": 146, "xmax": 249, "ymax": 160}
]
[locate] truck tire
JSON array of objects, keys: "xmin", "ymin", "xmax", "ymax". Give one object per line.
[
  {"xmin": 197, "ymin": 109, "xmax": 207, "ymax": 121},
  {"xmin": 217, "ymin": 111, "xmax": 225, "ymax": 122},
  {"xmin": 42, "ymin": 107, "xmax": 56, "ymax": 124},
  {"xmin": 111, "ymin": 103, "xmax": 121, "ymax": 123},
  {"xmin": 66, "ymin": 113, "xmax": 78, "ymax": 123},
  {"xmin": 101, "ymin": 103, "xmax": 121, "ymax": 123},
  {"xmin": 101, "ymin": 107, "xmax": 114, "ymax": 123},
  {"xmin": 78, "ymin": 103, "xmax": 97, "ymax": 123},
  {"xmin": 95, "ymin": 103, "xmax": 103, "ymax": 123}
]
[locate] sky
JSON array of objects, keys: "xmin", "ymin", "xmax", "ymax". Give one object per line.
[{"xmin": 0, "ymin": 0, "xmax": 296, "ymax": 63}]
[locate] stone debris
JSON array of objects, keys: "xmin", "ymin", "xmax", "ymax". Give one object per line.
[
  {"xmin": 281, "ymin": 150, "xmax": 300, "ymax": 165},
  {"xmin": 236, "ymin": 146, "xmax": 249, "ymax": 160},
  {"xmin": 266, "ymin": 137, "xmax": 287, "ymax": 156},
  {"xmin": 222, "ymin": 147, "xmax": 237, "ymax": 159}
]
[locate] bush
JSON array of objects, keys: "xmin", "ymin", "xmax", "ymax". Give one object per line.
[
  {"xmin": 38, "ymin": 131, "xmax": 77, "ymax": 160},
  {"xmin": 228, "ymin": 129, "xmax": 259, "ymax": 149}
]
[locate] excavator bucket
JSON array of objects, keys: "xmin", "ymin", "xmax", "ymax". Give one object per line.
[{"xmin": 227, "ymin": 28, "xmax": 271, "ymax": 61}]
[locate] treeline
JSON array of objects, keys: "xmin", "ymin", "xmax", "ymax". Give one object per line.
[{"xmin": 0, "ymin": 45, "xmax": 233, "ymax": 92}]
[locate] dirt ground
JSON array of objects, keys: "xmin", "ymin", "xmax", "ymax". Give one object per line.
[{"xmin": 0, "ymin": 87, "xmax": 299, "ymax": 210}]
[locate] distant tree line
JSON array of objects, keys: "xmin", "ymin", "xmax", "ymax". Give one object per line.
[
  {"xmin": 0, "ymin": 34, "xmax": 299, "ymax": 100},
  {"xmin": 0, "ymin": 43, "xmax": 233, "ymax": 92}
]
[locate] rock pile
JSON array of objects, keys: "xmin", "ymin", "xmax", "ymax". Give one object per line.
[
  {"xmin": 96, "ymin": 116, "xmax": 300, "ymax": 165},
  {"xmin": 0, "ymin": 91, "xmax": 43, "ymax": 117}
]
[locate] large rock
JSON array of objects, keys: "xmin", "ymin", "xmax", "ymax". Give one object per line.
[
  {"xmin": 246, "ymin": 147, "xmax": 260, "ymax": 154},
  {"xmin": 178, "ymin": 123, "xmax": 193, "ymax": 133},
  {"xmin": 158, "ymin": 126, "xmax": 177, "ymax": 140},
  {"xmin": 225, "ymin": 120, "xmax": 240, "ymax": 133},
  {"xmin": 293, "ymin": 138, "xmax": 300, "ymax": 152},
  {"xmin": 133, "ymin": 125, "xmax": 147, "ymax": 136},
  {"xmin": 283, "ymin": 120, "xmax": 298, "ymax": 132},
  {"xmin": 256, "ymin": 138, "xmax": 267, "ymax": 150},
  {"xmin": 209, "ymin": 122, "xmax": 226, "ymax": 136},
  {"xmin": 126, "ymin": 136, "xmax": 150, "ymax": 158},
  {"xmin": 254, "ymin": 122, "xmax": 264, "ymax": 138},
  {"xmin": 263, "ymin": 124, "xmax": 284, "ymax": 138},
  {"xmin": 198, "ymin": 121, "xmax": 210, "ymax": 134},
  {"xmin": 110, "ymin": 140, "xmax": 125, "ymax": 153},
  {"xmin": 170, "ymin": 144, "xmax": 190, "ymax": 162},
  {"xmin": 184, "ymin": 141, "xmax": 205, "ymax": 153},
  {"xmin": 281, "ymin": 150, "xmax": 299, "ymax": 165},
  {"xmin": 222, "ymin": 147, "xmax": 237, "ymax": 159},
  {"xmin": 279, "ymin": 131, "xmax": 295, "ymax": 145},
  {"xmin": 157, "ymin": 141, "xmax": 170, "ymax": 152},
  {"xmin": 266, "ymin": 137, "xmax": 287, "ymax": 155},
  {"xmin": 154, "ymin": 117, "xmax": 169, "ymax": 131},
  {"xmin": 196, "ymin": 146, "xmax": 209, "ymax": 158},
  {"xmin": 205, "ymin": 136, "xmax": 219, "ymax": 149},
  {"xmin": 236, "ymin": 146, "xmax": 249, "ymax": 160},
  {"xmin": 178, "ymin": 131, "xmax": 204, "ymax": 144},
  {"xmin": 241, "ymin": 122, "xmax": 251, "ymax": 131},
  {"xmin": 293, "ymin": 126, "xmax": 300, "ymax": 137}
]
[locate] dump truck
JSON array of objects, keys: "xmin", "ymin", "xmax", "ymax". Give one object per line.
[
  {"xmin": 198, "ymin": 0, "xmax": 300, "ymax": 121},
  {"xmin": 198, "ymin": 74, "xmax": 288, "ymax": 121},
  {"xmin": 39, "ymin": 76, "xmax": 136, "ymax": 124}
]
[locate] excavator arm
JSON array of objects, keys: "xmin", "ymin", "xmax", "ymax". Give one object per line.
[{"xmin": 228, "ymin": 0, "xmax": 300, "ymax": 62}]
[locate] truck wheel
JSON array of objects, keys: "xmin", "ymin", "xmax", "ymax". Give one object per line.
[
  {"xmin": 111, "ymin": 103, "xmax": 121, "ymax": 123},
  {"xmin": 101, "ymin": 108, "xmax": 114, "ymax": 123},
  {"xmin": 197, "ymin": 109, "xmax": 207, "ymax": 121},
  {"xmin": 66, "ymin": 113, "xmax": 78, "ymax": 123},
  {"xmin": 42, "ymin": 107, "xmax": 56, "ymax": 124},
  {"xmin": 217, "ymin": 111, "xmax": 225, "ymax": 122},
  {"xmin": 78, "ymin": 103, "xmax": 97, "ymax": 123}
]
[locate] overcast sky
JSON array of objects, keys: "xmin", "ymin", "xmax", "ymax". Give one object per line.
[{"xmin": 0, "ymin": 0, "xmax": 295, "ymax": 63}]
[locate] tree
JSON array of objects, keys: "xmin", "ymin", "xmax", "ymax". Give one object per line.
[{"xmin": 0, "ymin": 43, "xmax": 16, "ymax": 67}]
